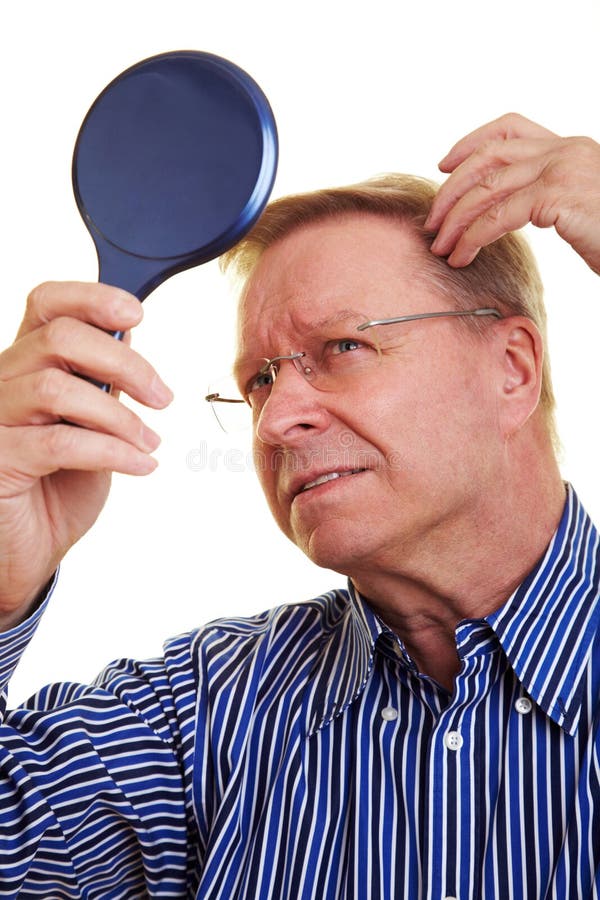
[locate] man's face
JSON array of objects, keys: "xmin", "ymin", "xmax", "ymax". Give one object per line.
[{"xmin": 236, "ymin": 215, "xmax": 503, "ymax": 577}]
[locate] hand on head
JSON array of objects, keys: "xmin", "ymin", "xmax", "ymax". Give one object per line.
[{"xmin": 426, "ymin": 112, "xmax": 600, "ymax": 275}]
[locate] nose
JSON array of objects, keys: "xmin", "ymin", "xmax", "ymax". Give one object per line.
[{"xmin": 254, "ymin": 360, "xmax": 331, "ymax": 446}]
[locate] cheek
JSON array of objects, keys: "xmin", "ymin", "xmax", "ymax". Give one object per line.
[
  {"xmin": 253, "ymin": 442, "xmax": 284, "ymax": 514},
  {"xmin": 365, "ymin": 359, "xmax": 497, "ymax": 461},
  {"xmin": 252, "ymin": 441, "xmax": 270, "ymax": 488},
  {"xmin": 362, "ymin": 382, "xmax": 425, "ymax": 447}
]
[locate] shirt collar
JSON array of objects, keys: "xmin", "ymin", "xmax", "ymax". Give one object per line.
[
  {"xmin": 304, "ymin": 580, "xmax": 383, "ymax": 736},
  {"xmin": 306, "ymin": 485, "xmax": 599, "ymax": 738},
  {"xmin": 486, "ymin": 484, "xmax": 600, "ymax": 735}
]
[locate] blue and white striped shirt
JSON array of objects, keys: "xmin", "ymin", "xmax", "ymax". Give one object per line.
[{"xmin": 1, "ymin": 485, "xmax": 599, "ymax": 898}]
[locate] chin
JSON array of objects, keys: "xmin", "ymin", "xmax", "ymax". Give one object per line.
[{"xmin": 291, "ymin": 521, "xmax": 370, "ymax": 576}]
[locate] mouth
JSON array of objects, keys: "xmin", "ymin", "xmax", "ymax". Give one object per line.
[{"xmin": 298, "ymin": 468, "xmax": 367, "ymax": 495}]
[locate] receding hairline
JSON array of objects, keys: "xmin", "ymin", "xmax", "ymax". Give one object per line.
[
  {"xmin": 235, "ymin": 209, "xmax": 431, "ymax": 302},
  {"xmin": 221, "ymin": 174, "xmax": 440, "ymax": 286}
]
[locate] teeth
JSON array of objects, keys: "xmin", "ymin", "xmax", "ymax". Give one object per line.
[
  {"xmin": 301, "ymin": 469, "xmax": 363, "ymax": 493},
  {"xmin": 304, "ymin": 472, "xmax": 341, "ymax": 491}
]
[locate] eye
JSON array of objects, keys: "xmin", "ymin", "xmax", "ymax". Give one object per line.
[
  {"xmin": 247, "ymin": 369, "xmax": 274, "ymax": 394},
  {"xmin": 331, "ymin": 338, "xmax": 363, "ymax": 355}
]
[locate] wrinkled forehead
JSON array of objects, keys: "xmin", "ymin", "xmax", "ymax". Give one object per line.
[{"xmin": 235, "ymin": 214, "xmax": 428, "ymax": 354}]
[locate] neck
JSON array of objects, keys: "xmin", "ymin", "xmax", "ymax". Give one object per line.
[{"xmin": 350, "ymin": 457, "xmax": 566, "ymax": 691}]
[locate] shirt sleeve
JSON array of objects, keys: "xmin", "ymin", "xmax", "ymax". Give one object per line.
[
  {"xmin": 0, "ymin": 578, "xmax": 200, "ymax": 897},
  {"xmin": 0, "ymin": 572, "xmax": 58, "ymax": 713}
]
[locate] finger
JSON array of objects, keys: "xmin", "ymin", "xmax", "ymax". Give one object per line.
[
  {"xmin": 430, "ymin": 154, "xmax": 549, "ymax": 256},
  {"xmin": 426, "ymin": 138, "xmax": 554, "ymax": 231},
  {"xmin": 17, "ymin": 281, "xmax": 143, "ymax": 340},
  {"xmin": 442, "ymin": 182, "xmax": 554, "ymax": 268},
  {"xmin": 0, "ymin": 423, "xmax": 158, "ymax": 487},
  {"xmin": 437, "ymin": 112, "xmax": 558, "ymax": 173},
  {"xmin": 0, "ymin": 370, "xmax": 162, "ymax": 453},
  {"xmin": 111, "ymin": 329, "xmax": 131, "ymax": 403},
  {"xmin": 1, "ymin": 317, "xmax": 173, "ymax": 409}
]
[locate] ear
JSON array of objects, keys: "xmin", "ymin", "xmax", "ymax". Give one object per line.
[{"xmin": 494, "ymin": 317, "xmax": 544, "ymax": 438}]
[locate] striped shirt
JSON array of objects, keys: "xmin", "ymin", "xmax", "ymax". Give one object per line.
[{"xmin": 0, "ymin": 484, "xmax": 599, "ymax": 899}]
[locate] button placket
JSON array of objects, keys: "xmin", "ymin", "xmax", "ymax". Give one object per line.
[{"xmin": 424, "ymin": 645, "xmax": 491, "ymax": 900}]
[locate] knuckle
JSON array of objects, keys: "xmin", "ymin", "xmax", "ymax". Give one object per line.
[
  {"xmin": 41, "ymin": 316, "xmax": 77, "ymax": 354},
  {"xmin": 543, "ymin": 137, "xmax": 599, "ymax": 186},
  {"xmin": 41, "ymin": 423, "xmax": 76, "ymax": 460},
  {"xmin": 25, "ymin": 282, "xmax": 52, "ymax": 322},
  {"xmin": 541, "ymin": 161, "xmax": 568, "ymax": 190},
  {"xmin": 476, "ymin": 139, "xmax": 498, "ymax": 157},
  {"xmin": 482, "ymin": 201, "xmax": 506, "ymax": 225},
  {"xmin": 542, "ymin": 149, "xmax": 579, "ymax": 188},
  {"xmin": 480, "ymin": 168, "xmax": 502, "ymax": 191},
  {"xmin": 502, "ymin": 111, "xmax": 526, "ymax": 126},
  {"xmin": 33, "ymin": 368, "xmax": 68, "ymax": 410},
  {"xmin": 494, "ymin": 112, "xmax": 529, "ymax": 136},
  {"xmin": 565, "ymin": 134, "xmax": 594, "ymax": 150},
  {"xmin": 563, "ymin": 135, "xmax": 599, "ymax": 164}
]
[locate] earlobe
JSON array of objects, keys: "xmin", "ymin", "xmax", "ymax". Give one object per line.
[{"xmin": 498, "ymin": 319, "xmax": 543, "ymax": 435}]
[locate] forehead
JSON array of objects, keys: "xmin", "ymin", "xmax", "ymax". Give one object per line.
[{"xmin": 236, "ymin": 214, "xmax": 437, "ymax": 350}]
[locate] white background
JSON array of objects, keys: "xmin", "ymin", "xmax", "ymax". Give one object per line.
[{"xmin": 3, "ymin": 0, "xmax": 599, "ymax": 703}]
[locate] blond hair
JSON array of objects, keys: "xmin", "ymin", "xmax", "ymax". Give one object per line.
[{"xmin": 221, "ymin": 174, "xmax": 557, "ymax": 449}]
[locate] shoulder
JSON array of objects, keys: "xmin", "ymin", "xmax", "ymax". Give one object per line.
[{"xmin": 188, "ymin": 588, "xmax": 352, "ymax": 684}]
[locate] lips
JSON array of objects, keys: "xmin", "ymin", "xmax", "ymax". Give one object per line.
[{"xmin": 298, "ymin": 468, "xmax": 366, "ymax": 494}]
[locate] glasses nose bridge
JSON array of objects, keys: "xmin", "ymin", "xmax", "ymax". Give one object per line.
[{"xmin": 267, "ymin": 350, "xmax": 314, "ymax": 384}]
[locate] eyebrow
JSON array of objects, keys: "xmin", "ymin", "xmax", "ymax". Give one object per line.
[
  {"xmin": 307, "ymin": 308, "xmax": 367, "ymax": 330},
  {"xmin": 234, "ymin": 307, "xmax": 368, "ymax": 373}
]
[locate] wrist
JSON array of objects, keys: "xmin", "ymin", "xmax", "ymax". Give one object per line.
[{"xmin": 0, "ymin": 575, "xmax": 56, "ymax": 633}]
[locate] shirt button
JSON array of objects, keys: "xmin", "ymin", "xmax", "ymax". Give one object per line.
[
  {"xmin": 381, "ymin": 706, "xmax": 398, "ymax": 721},
  {"xmin": 515, "ymin": 696, "xmax": 533, "ymax": 715},
  {"xmin": 443, "ymin": 730, "xmax": 463, "ymax": 751}
]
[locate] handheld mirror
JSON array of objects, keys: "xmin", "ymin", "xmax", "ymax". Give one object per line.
[{"xmin": 72, "ymin": 50, "xmax": 278, "ymax": 363}]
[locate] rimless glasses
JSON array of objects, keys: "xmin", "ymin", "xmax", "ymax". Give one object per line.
[{"xmin": 205, "ymin": 307, "xmax": 502, "ymax": 432}]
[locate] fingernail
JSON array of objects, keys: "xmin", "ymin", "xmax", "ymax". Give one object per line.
[
  {"xmin": 424, "ymin": 208, "xmax": 440, "ymax": 232},
  {"xmin": 141, "ymin": 424, "xmax": 162, "ymax": 452},
  {"xmin": 150, "ymin": 375, "xmax": 174, "ymax": 406},
  {"xmin": 134, "ymin": 455, "xmax": 159, "ymax": 475},
  {"xmin": 114, "ymin": 293, "xmax": 142, "ymax": 323}
]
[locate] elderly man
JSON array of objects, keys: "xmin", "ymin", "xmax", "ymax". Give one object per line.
[{"xmin": 0, "ymin": 114, "xmax": 598, "ymax": 898}]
